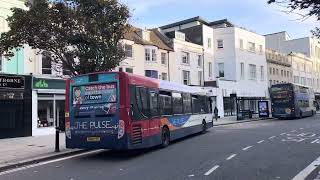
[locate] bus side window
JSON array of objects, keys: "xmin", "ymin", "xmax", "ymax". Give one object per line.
[
  {"xmin": 138, "ymin": 87, "xmax": 150, "ymax": 118},
  {"xmin": 159, "ymin": 91, "xmax": 172, "ymax": 116},
  {"xmin": 130, "ymin": 86, "xmax": 150, "ymax": 120},
  {"xmin": 149, "ymin": 90, "xmax": 159, "ymax": 117},
  {"xmin": 172, "ymin": 92, "xmax": 183, "ymax": 115},
  {"xmin": 192, "ymin": 95, "xmax": 200, "ymax": 114},
  {"xmin": 130, "ymin": 85, "xmax": 142, "ymax": 120},
  {"xmin": 182, "ymin": 93, "xmax": 192, "ymax": 114}
]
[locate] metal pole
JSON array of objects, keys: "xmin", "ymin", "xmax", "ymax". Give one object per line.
[{"xmin": 54, "ymin": 95, "xmax": 60, "ymax": 152}]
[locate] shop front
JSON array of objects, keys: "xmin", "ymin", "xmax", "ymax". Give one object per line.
[
  {"xmin": 32, "ymin": 77, "xmax": 66, "ymax": 136},
  {"xmin": 0, "ymin": 74, "xmax": 32, "ymax": 139}
]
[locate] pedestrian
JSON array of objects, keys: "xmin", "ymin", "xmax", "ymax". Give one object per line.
[{"xmin": 214, "ymin": 107, "xmax": 219, "ymax": 121}]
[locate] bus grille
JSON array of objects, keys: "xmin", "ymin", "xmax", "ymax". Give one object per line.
[{"xmin": 131, "ymin": 125, "xmax": 142, "ymax": 145}]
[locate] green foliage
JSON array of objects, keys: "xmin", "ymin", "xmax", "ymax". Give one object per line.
[{"xmin": 0, "ymin": 0, "xmax": 130, "ymax": 75}]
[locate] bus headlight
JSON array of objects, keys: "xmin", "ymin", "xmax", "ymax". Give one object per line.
[
  {"xmin": 118, "ymin": 120, "xmax": 125, "ymax": 139},
  {"xmin": 285, "ymin": 108, "xmax": 292, "ymax": 114}
]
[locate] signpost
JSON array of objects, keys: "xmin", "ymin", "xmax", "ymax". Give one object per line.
[{"xmin": 258, "ymin": 101, "xmax": 270, "ymax": 118}]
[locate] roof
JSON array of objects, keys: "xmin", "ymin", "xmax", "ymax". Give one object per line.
[
  {"xmin": 159, "ymin": 16, "xmax": 209, "ymax": 30},
  {"xmin": 123, "ymin": 26, "xmax": 173, "ymax": 51},
  {"xmin": 209, "ymin": 19, "xmax": 234, "ymax": 27},
  {"xmin": 264, "ymin": 31, "xmax": 288, "ymax": 36}
]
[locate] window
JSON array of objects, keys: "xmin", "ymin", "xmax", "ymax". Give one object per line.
[
  {"xmin": 269, "ymin": 67, "xmax": 272, "ymax": 74},
  {"xmin": 182, "ymin": 70, "xmax": 190, "ymax": 85},
  {"xmin": 63, "ymin": 63, "xmax": 72, "ymax": 75},
  {"xmin": 42, "ymin": 52, "xmax": 52, "ymax": 75},
  {"xmin": 208, "ymin": 38, "xmax": 212, "ymax": 48},
  {"xmin": 198, "ymin": 71, "xmax": 202, "ymax": 85},
  {"xmin": 272, "ymin": 68, "xmax": 275, "ymax": 75},
  {"xmin": 149, "ymin": 91, "xmax": 159, "ymax": 117},
  {"xmin": 269, "ymin": 80, "xmax": 272, "ymax": 86},
  {"xmin": 259, "ymin": 45, "xmax": 263, "ymax": 53},
  {"xmin": 182, "ymin": 93, "xmax": 192, "ymax": 114},
  {"xmin": 249, "ymin": 64, "xmax": 257, "ymax": 80},
  {"xmin": 119, "ymin": 67, "xmax": 123, "ymax": 72},
  {"xmin": 0, "ymin": 56, "xmax": 2, "ymax": 72},
  {"xmin": 276, "ymin": 69, "xmax": 279, "ymax": 75},
  {"xmin": 126, "ymin": 68, "xmax": 133, "ymax": 73},
  {"xmin": 198, "ymin": 55, "xmax": 202, "ymax": 67},
  {"xmin": 209, "ymin": 62, "xmax": 212, "ymax": 77},
  {"xmin": 145, "ymin": 70, "xmax": 158, "ymax": 79},
  {"xmin": 248, "ymin": 42, "xmax": 255, "ymax": 52},
  {"xmin": 240, "ymin": 39, "xmax": 244, "ymax": 49},
  {"xmin": 161, "ymin": 53, "xmax": 167, "ymax": 65},
  {"xmin": 159, "ymin": 91, "xmax": 172, "ymax": 116},
  {"xmin": 260, "ymin": 66, "xmax": 264, "ymax": 81},
  {"xmin": 192, "ymin": 95, "xmax": 208, "ymax": 114},
  {"xmin": 172, "ymin": 92, "xmax": 183, "ymax": 114},
  {"xmin": 217, "ymin": 40, "xmax": 224, "ymax": 49},
  {"xmin": 182, "ymin": 52, "xmax": 190, "ymax": 64},
  {"xmin": 240, "ymin": 63, "xmax": 245, "ymax": 79},
  {"xmin": 152, "ymin": 49, "xmax": 157, "ymax": 62},
  {"xmin": 218, "ymin": 63, "xmax": 224, "ymax": 77},
  {"xmin": 161, "ymin": 72, "xmax": 168, "ymax": 81},
  {"xmin": 145, "ymin": 49, "xmax": 151, "ymax": 61},
  {"xmin": 281, "ymin": 70, "xmax": 283, "ymax": 76},
  {"xmin": 301, "ymin": 77, "xmax": 306, "ymax": 85},
  {"xmin": 124, "ymin": 44, "xmax": 133, "ymax": 57},
  {"xmin": 294, "ymin": 76, "xmax": 299, "ymax": 83}
]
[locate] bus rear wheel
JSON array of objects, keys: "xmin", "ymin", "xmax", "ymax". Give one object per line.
[{"xmin": 161, "ymin": 127, "xmax": 170, "ymax": 148}]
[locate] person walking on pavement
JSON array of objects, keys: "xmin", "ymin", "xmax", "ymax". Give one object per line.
[{"xmin": 214, "ymin": 107, "xmax": 219, "ymax": 121}]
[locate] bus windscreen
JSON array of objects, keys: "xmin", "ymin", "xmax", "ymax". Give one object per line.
[{"xmin": 270, "ymin": 85, "xmax": 293, "ymax": 104}]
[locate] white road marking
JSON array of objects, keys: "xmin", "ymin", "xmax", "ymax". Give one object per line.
[
  {"xmin": 292, "ymin": 156, "xmax": 320, "ymax": 180},
  {"xmin": 269, "ymin": 136, "xmax": 276, "ymax": 139},
  {"xmin": 0, "ymin": 150, "xmax": 104, "ymax": 176},
  {"xmin": 226, "ymin": 154, "xmax": 237, "ymax": 160},
  {"xmin": 257, "ymin": 140, "xmax": 265, "ymax": 144},
  {"xmin": 204, "ymin": 165, "xmax": 220, "ymax": 176},
  {"xmin": 280, "ymin": 133, "xmax": 286, "ymax": 136},
  {"xmin": 300, "ymin": 128, "xmax": 304, "ymax": 130},
  {"xmin": 188, "ymin": 174, "xmax": 194, "ymax": 177},
  {"xmin": 291, "ymin": 130, "xmax": 297, "ymax": 133},
  {"xmin": 242, "ymin": 146, "xmax": 253, "ymax": 151}
]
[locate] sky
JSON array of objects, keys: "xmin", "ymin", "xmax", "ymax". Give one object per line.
[{"xmin": 120, "ymin": 0, "xmax": 318, "ymax": 39}]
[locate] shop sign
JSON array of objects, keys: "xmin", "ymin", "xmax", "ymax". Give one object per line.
[
  {"xmin": 0, "ymin": 75, "xmax": 25, "ymax": 89},
  {"xmin": 33, "ymin": 78, "xmax": 66, "ymax": 89}
]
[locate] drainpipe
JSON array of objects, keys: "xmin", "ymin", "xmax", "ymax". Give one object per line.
[
  {"xmin": 202, "ymin": 48, "xmax": 205, "ymax": 86},
  {"xmin": 167, "ymin": 50, "xmax": 170, "ymax": 81}
]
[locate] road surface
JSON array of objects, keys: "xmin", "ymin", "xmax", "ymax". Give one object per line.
[{"xmin": 2, "ymin": 115, "xmax": 320, "ymax": 180}]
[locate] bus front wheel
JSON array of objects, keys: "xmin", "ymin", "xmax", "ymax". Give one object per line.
[
  {"xmin": 161, "ymin": 127, "xmax": 170, "ymax": 148},
  {"xmin": 202, "ymin": 120, "xmax": 207, "ymax": 134}
]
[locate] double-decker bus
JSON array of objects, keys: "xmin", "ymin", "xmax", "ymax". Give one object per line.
[
  {"xmin": 270, "ymin": 83, "xmax": 316, "ymax": 119},
  {"xmin": 65, "ymin": 72, "xmax": 214, "ymax": 150}
]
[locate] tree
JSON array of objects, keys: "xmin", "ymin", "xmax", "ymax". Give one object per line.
[
  {"xmin": 0, "ymin": 0, "xmax": 130, "ymax": 76},
  {"xmin": 267, "ymin": 0, "xmax": 320, "ymax": 37}
]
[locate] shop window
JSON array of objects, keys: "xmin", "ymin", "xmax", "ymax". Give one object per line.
[{"xmin": 38, "ymin": 100, "xmax": 54, "ymax": 128}]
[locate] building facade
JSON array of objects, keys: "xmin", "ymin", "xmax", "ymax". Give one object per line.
[
  {"xmin": 265, "ymin": 31, "xmax": 320, "ymax": 93},
  {"xmin": 266, "ymin": 49, "xmax": 292, "ymax": 87},
  {"xmin": 210, "ymin": 19, "xmax": 269, "ymax": 117}
]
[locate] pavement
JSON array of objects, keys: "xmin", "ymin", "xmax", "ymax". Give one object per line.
[
  {"xmin": 0, "ymin": 133, "xmax": 82, "ymax": 171},
  {"xmin": 1, "ymin": 115, "xmax": 320, "ymax": 179},
  {"xmin": 0, "ymin": 116, "xmax": 263, "ymax": 172}
]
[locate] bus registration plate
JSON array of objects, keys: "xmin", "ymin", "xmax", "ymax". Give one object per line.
[{"xmin": 87, "ymin": 137, "xmax": 101, "ymax": 142}]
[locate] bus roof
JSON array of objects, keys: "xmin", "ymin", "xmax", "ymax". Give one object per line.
[{"xmin": 123, "ymin": 72, "xmax": 208, "ymax": 95}]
